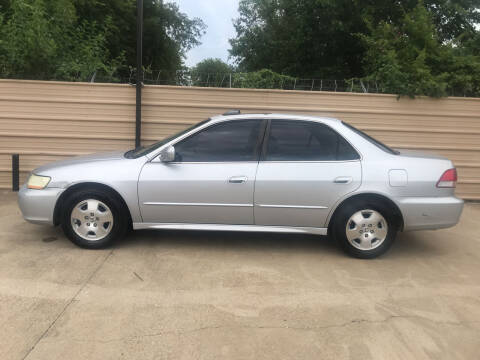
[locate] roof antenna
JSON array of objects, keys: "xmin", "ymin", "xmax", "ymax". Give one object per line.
[{"xmin": 223, "ymin": 110, "xmax": 241, "ymax": 116}]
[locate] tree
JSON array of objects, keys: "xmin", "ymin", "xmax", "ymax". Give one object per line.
[
  {"xmin": 0, "ymin": 0, "xmax": 118, "ymax": 80},
  {"xmin": 0, "ymin": 0, "xmax": 206, "ymax": 81},
  {"xmin": 361, "ymin": 2, "xmax": 480, "ymax": 97},
  {"xmin": 229, "ymin": 0, "xmax": 368, "ymax": 78},
  {"xmin": 232, "ymin": 69, "xmax": 295, "ymax": 89},
  {"xmin": 191, "ymin": 58, "xmax": 233, "ymax": 87},
  {"xmin": 74, "ymin": 0, "xmax": 206, "ymax": 76},
  {"xmin": 229, "ymin": 0, "xmax": 480, "ymax": 96}
]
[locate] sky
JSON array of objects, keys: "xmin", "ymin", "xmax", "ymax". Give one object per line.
[{"xmin": 170, "ymin": 0, "xmax": 240, "ymax": 67}]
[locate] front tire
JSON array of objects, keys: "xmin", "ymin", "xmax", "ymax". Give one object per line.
[
  {"xmin": 333, "ymin": 201, "xmax": 397, "ymax": 259},
  {"xmin": 61, "ymin": 189, "xmax": 128, "ymax": 249}
]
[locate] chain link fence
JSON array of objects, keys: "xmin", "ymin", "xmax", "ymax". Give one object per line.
[
  {"xmin": 1, "ymin": 67, "xmax": 476, "ymax": 97},
  {"xmin": 127, "ymin": 69, "xmax": 384, "ymax": 93},
  {"xmin": 127, "ymin": 69, "xmax": 477, "ymax": 96}
]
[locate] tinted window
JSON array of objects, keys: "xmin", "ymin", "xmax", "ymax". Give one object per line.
[
  {"xmin": 125, "ymin": 119, "xmax": 211, "ymax": 158},
  {"xmin": 342, "ymin": 122, "xmax": 399, "ymax": 155},
  {"xmin": 265, "ymin": 120, "xmax": 359, "ymax": 161},
  {"xmin": 174, "ymin": 120, "xmax": 263, "ymax": 162}
]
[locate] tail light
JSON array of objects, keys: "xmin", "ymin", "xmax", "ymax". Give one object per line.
[{"xmin": 436, "ymin": 168, "xmax": 457, "ymax": 188}]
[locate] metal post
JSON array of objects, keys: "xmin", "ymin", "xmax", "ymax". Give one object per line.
[
  {"xmin": 135, "ymin": 0, "xmax": 143, "ymax": 149},
  {"xmin": 12, "ymin": 154, "xmax": 19, "ymax": 192}
]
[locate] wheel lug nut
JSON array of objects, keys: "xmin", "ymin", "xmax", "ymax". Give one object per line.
[
  {"xmin": 87, "ymin": 223, "xmax": 90, "ymax": 226},
  {"xmin": 94, "ymin": 223, "xmax": 97, "ymax": 227}
]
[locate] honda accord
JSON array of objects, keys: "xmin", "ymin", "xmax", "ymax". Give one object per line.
[{"xmin": 18, "ymin": 112, "xmax": 464, "ymax": 258}]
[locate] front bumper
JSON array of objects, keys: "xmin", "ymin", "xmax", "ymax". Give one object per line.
[
  {"xmin": 396, "ymin": 196, "xmax": 464, "ymax": 231},
  {"xmin": 18, "ymin": 185, "xmax": 64, "ymax": 225}
]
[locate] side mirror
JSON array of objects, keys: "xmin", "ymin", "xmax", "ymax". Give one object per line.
[{"xmin": 159, "ymin": 145, "xmax": 175, "ymax": 162}]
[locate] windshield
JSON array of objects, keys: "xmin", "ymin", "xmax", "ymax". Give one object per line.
[
  {"xmin": 125, "ymin": 119, "xmax": 211, "ymax": 158},
  {"xmin": 342, "ymin": 122, "xmax": 399, "ymax": 155}
]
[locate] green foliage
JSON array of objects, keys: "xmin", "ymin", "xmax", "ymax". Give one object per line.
[
  {"xmin": 230, "ymin": 0, "xmax": 367, "ymax": 78},
  {"xmin": 191, "ymin": 58, "xmax": 234, "ymax": 87},
  {"xmin": 232, "ymin": 69, "xmax": 295, "ymax": 89},
  {"xmin": 138, "ymin": 1, "xmax": 205, "ymax": 76},
  {"xmin": 55, "ymin": 19, "xmax": 124, "ymax": 81},
  {"xmin": 0, "ymin": 0, "xmax": 206, "ymax": 81},
  {"xmin": 193, "ymin": 58, "xmax": 233, "ymax": 75},
  {"xmin": 2, "ymin": 0, "xmax": 480, "ymax": 97},
  {"xmin": 229, "ymin": 0, "xmax": 480, "ymax": 97},
  {"xmin": 361, "ymin": 2, "xmax": 480, "ymax": 97},
  {"xmin": 0, "ymin": 0, "xmax": 121, "ymax": 80},
  {"xmin": 0, "ymin": 0, "xmax": 58, "ymax": 79}
]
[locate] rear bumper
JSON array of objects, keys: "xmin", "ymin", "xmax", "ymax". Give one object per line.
[
  {"xmin": 18, "ymin": 185, "xmax": 64, "ymax": 225},
  {"xmin": 396, "ymin": 196, "xmax": 464, "ymax": 231}
]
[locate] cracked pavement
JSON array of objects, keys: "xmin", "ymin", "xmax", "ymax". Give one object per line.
[{"xmin": 1, "ymin": 191, "xmax": 479, "ymax": 359}]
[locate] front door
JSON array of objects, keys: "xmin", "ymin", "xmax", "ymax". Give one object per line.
[
  {"xmin": 138, "ymin": 119, "xmax": 266, "ymax": 224},
  {"xmin": 254, "ymin": 119, "xmax": 362, "ymax": 228}
]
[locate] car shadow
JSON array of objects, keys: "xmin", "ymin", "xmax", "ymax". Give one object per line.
[
  {"xmin": 39, "ymin": 224, "xmax": 446, "ymax": 259},
  {"xmin": 116, "ymin": 228, "xmax": 444, "ymax": 259},
  {"xmin": 388, "ymin": 231, "xmax": 446, "ymax": 258},
  {"xmin": 116, "ymin": 229, "xmax": 341, "ymax": 256}
]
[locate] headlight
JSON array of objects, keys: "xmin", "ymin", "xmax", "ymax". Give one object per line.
[{"xmin": 27, "ymin": 174, "xmax": 51, "ymax": 189}]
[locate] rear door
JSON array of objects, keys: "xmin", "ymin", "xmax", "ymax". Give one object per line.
[
  {"xmin": 138, "ymin": 119, "xmax": 266, "ymax": 225},
  {"xmin": 254, "ymin": 119, "xmax": 362, "ymax": 228}
]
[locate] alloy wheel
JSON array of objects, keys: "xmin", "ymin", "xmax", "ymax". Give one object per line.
[
  {"xmin": 70, "ymin": 199, "xmax": 114, "ymax": 241},
  {"xmin": 345, "ymin": 209, "xmax": 388, "ymax": 251}
]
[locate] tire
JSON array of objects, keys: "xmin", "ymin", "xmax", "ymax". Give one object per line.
[
  {"xmin": 333, "ymin": 201, "xmax": 397, "ymax": 259},
  {"xmin": 61, "ymin": 189, "xmax": 128, "ymax": 249}
]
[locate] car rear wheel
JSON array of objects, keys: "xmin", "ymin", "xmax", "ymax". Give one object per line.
[
  {"xmin": 61, "ymin": 189, "xmax": 128, "ymax": 249},
  {"xmin": 333, "ymin": 201, "xmax": 397, "ymax": 259}
]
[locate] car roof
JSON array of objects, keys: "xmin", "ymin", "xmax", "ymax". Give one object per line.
[{"xmin": 209, "ymin": 113, "xmax": 341, "ymax": 125}]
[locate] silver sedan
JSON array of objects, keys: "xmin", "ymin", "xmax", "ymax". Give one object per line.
[{"xmin": 18, "ymin": 113, "xmax": 464, "ymax": 258}]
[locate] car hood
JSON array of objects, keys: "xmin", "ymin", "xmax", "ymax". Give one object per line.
[{"xmin": 34, "ymin": 150, "xmax": 128, "ymax": 174}]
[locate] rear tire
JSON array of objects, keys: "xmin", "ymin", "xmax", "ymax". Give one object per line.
[
  {"xmin": 61, "ymin": 189, "xmax": 128, "ymax": 249},
  {"xmin": 333, "ymin": 201, "xmax": 397, "ymax": 259}
]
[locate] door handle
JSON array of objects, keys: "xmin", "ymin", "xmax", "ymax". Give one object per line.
[
  {"xmin": 334, "ymin": 176, "xmax": 353, "ymax": 184},
  {"xmin": 229, "ymin": 176, "xmax": 247, "ymax": 184}
]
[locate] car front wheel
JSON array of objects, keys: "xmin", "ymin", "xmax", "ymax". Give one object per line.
[
  {"xmin": 334, "ymin": 202, "xmax": 397, "ymax": 259},
  {"xmin": 61, "ymin": 189, "xmax": 128, "ymax": 249}
]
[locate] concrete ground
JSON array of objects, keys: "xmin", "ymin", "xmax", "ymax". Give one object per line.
[{"xmin": 0, "ymin": 191, "xmax": 479, "ymax": 360}]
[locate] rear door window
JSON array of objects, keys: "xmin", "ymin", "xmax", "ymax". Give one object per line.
[{"xmin": 265, "ymin": 120, "xmax": 359, "ymax": 161}]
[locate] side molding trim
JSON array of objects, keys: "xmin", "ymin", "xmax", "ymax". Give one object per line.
[
  {"xmin": 143, "ymin": 202, "xmax": 253, "ymax": 207},
  {"xmin": 133, "ymin": 222, "xmax": 328, "ymax": 235},
  {"xmin": 255, "ymin": 204, "xmax": 328, "ymax": 209}
]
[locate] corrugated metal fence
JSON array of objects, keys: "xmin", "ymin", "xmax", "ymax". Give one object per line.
[{"xmin": 1, "ymin": 79, "xmax": 479, "ymax": 199}]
